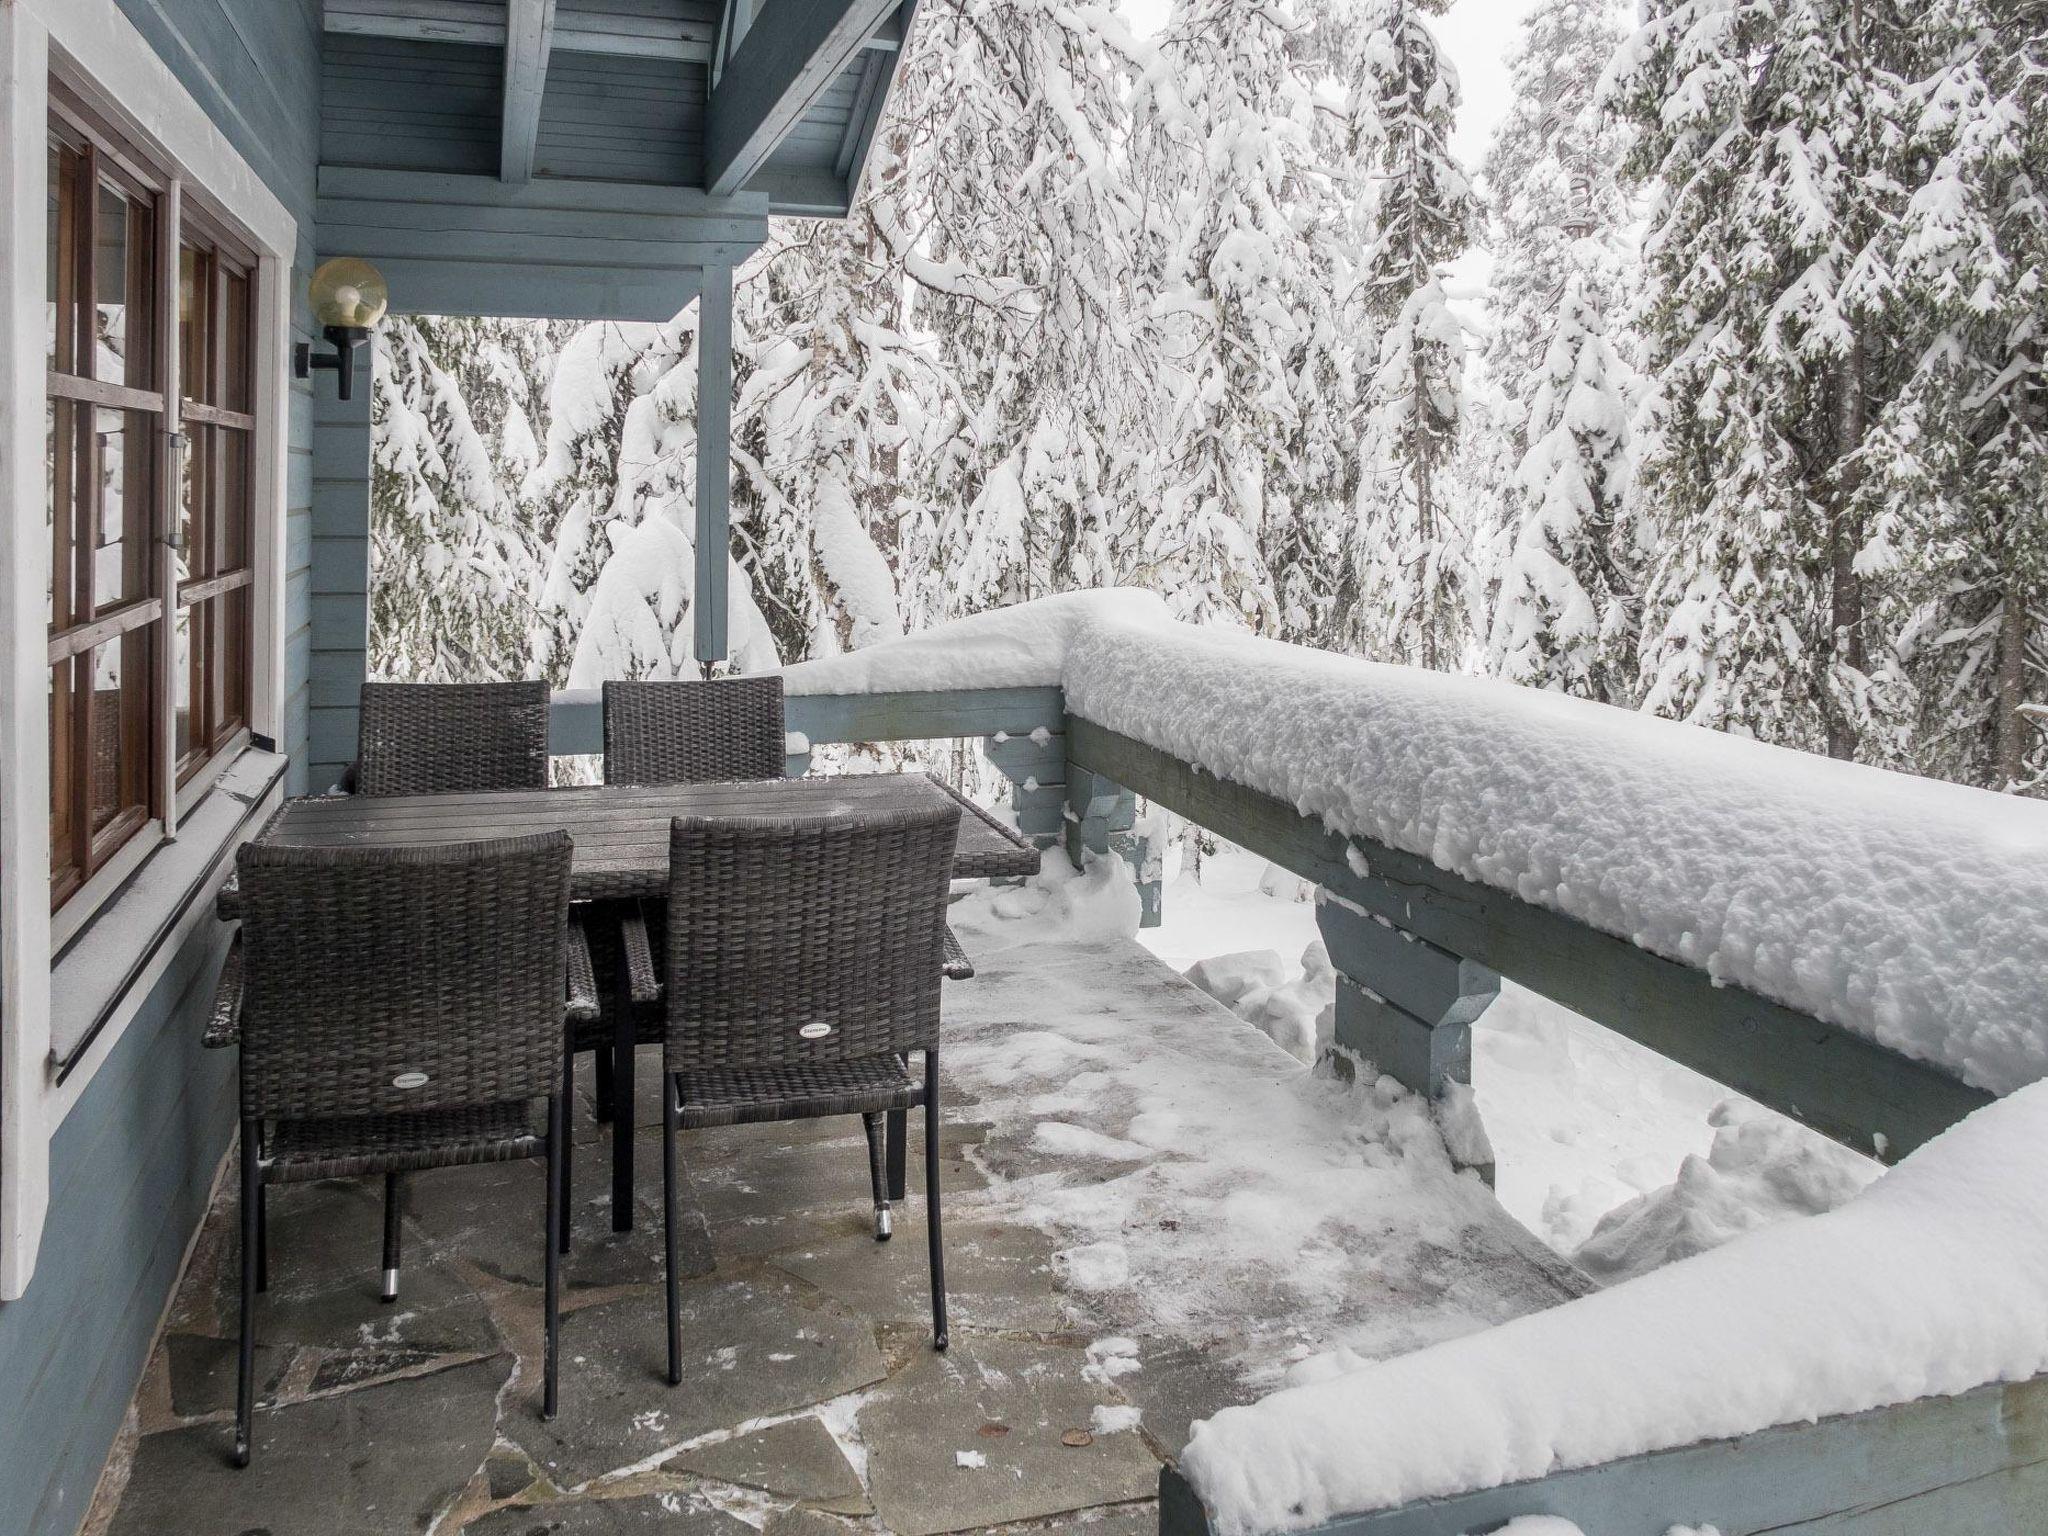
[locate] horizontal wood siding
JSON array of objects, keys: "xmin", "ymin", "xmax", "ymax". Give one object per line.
[
  {"xmin": 0, "ymin": 925, "xmax": 235, "ymax": 1536},
  {"xmin": 1065, "ymin": 717, "xmax": 1990, "ymax": 1163},
  {"xmin": 320, "ymin": 35, "xmax": 500, "ymax": 176},
  {"xmin": 535, "ymin": 54, "xmax": 708, "ymax": 184}
]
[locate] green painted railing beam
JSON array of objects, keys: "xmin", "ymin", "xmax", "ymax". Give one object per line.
[
  {"xmin": 1158, "ymin": 1375, "xmax": 2048, "ymax": 1535},
  {"xmin": 1065, "ymin": 715, "xmax": 1989, "ymax": 1163}
]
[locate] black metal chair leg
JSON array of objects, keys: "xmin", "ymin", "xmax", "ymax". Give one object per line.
[
  {"xmin": 862, "ymin": 1112, "xmax": 893, "ymax": 1241},
  {"xmin": 544, "ymin": 1092, "xmax": 563, "ymax": 1421},
  {"xmin": 235, "ymin": 1120, "xmax": 258, "ymax": 1468},
  {"xmin": 885, "ymin": 1108, "xmax": 908, "ymax": 1203},
  {"xmin": 612, "ymin": 975, "xmax": 636, "ymax": 1232},
  {"xmin": 255, "ymin": 1183, "xmax": 269, "ymax": 1293},
  {"xmin": 663, "ymin": 1072, "xmax": 683, "ymax": 1387},
  {"xmin": 559, "ymin": 1042, "xmax": 574, "ymax": 1255},
  {"xmin": 594, "ymin": 1040, "xmax": 615, "ymax": 1123},
  {"xmin": 380, "ymin": 1172, "xmax": 402, "ymax": 1303},
  {"xmin": 925, "ymin": 1053, "xmax": 947, "ymax": 1352}
]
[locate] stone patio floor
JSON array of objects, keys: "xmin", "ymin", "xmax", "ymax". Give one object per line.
[{"xmin": 87, "ymin": 931, "xmax": 1588, "ymax": 1536}]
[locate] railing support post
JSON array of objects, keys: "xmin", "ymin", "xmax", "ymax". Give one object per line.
[
  {"xmin": 1316, "ymin": 893, "xmax": 1497, "ymax": 1178},
  {"xmin": 1063, "ymin": 766, "xmax": 1162, "ymax": 927},
  {"xmin": 983, "ymin": 722, "xmax": 1067, "ymax": 876}
]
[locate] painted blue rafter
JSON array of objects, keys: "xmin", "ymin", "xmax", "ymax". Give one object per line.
[
  {"xmin": 500, "ymin": 0, "xmax": 556, "ymax": 183},
  {"xmin": 704, "ymin": 0, "xmax": 900, "ymax": 197}
]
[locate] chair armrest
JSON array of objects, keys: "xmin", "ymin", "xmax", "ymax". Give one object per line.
[
  {"xmin": 621, "ymin": 901, "xmax": 662, "ymax": 1007},
  {"xmin": 942, "ymin": 924, "xmax": 976, "ymax": 982},
  {"xmin": 566, "ymin": 911, "xmax": 601, "ymax": 1025},
  {"xmin": 204, "ymin": 934, "xmax": 245, "ymax": 1048}
]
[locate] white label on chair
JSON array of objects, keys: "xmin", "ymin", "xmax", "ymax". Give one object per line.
[
  {"xmin": 393, "ymin": 1071, "xmax": 430, "ymax": 1089},
  {"xmin": 799, "ymin": 1022, "xmax": 833, "ymax": 1040}
]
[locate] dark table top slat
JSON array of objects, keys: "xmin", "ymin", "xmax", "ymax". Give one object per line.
[{"xmin": 219, "ymin": 774, "xmax": 1038, "ymax": 915}]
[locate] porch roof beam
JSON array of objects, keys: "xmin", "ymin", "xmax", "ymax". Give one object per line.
[
  {"xmin": 500, "ymin": 0, "xmax": 555, "ymax": 183},
  {"xmin": 703, "ymin": 0, "xmax": 897, "ymax": 197},
  {"xmin": 322, "ymin": 1, "xmax": 899, "ymax": 65}
]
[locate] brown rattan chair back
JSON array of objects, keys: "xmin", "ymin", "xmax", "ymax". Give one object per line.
[
  {"xmin": 661, "ymin": 796, "xmax": 959, "ymax": 1075},
  {"xmin": 357, "ymin": 680, "xmax": 551, "ymax": 796},
  {"xmin": 602, "ymin": 676, "xmax": 786, "ymax": 786},
  {"xmin": 235, "ymin": 831, "xmax": 573, "ymax": 1120}
]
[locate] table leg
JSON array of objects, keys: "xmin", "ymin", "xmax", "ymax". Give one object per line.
[
  {"xmin": 886, "ymin": 1108, "xmax": 908, "ymax": 1203},
  {"xmin": 611, "ymin": 964, "xmax": 636, "ymax": 1232}
]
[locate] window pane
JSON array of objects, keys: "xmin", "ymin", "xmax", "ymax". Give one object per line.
[
  {"xmin": 94, "ymin": 407, "xmax": 153, "ymax": 611},
  {"xmin": 173, "ymin": 601, "xmax": 194, "ymax": 765},
  {"xmin": 92, "ymin": 185, "xmax": 158, "ymax": 389},
  {"xmin": 220, "ymin": 587, "xmax": 249, "ymax": 739},
  {"xmin": 179, "ymin": 423, "xmax": 208, "ymax": 581},
  {"xmin": 221, "ymin": 427, "xmax": 250, "ymax": 572},
  {"xmin": 224, "ymin": 268, "xmax": 251, "ymax": 413},
  {"xmin": 179, "ymin": 245, "xmax": 211, "ymax": 404},
  {"xmin": 85, "ymin": 630, "xmax": 150, "ymax": 841},
  {"xmin": 50, "ymin": 659, "xmax": 77, "ymax": 888},
  {"xmin": 48, "ymin": 398, "xmax": 77, "ymax": 630},
  {"xmin": 47, "ymin": 141, "xmax": 80, "ymax": 375}
]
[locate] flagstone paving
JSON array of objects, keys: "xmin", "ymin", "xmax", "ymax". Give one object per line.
[{"xmin": 89, "ymin": 935, "xmax": 1586, "ymax": 1536}]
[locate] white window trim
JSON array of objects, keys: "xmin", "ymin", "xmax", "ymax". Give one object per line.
[{"xmin": 0, "ymin": 0, "xmax": 296, "ymax": 1300}]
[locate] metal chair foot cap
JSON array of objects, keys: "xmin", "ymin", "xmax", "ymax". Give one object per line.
[
  {"xmin": 934, "ymin": 1331, "xmax": 949, "ymax": 1352},
  {"xmin": 875, "ymin": 1205, "xmax": 892, "ymax": 1241},
  {"xmin": 380, "ymin": 1268, "xmax": 399, "ymax": 1303},
  {"xmin": 233, "ymin": 1441, "xmax": 250, "ymax": 1469}
]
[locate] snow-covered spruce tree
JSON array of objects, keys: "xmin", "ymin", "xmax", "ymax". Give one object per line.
[
  {"xmin": 1489, "ymin": 267, "xmax": 1640, "ymax": 697},
  {"xmin": 1887, "ymin": 0, "xmax": 2048, "ymax": 793},
  {"xmin": 891, "ymin": 0, "xmax": 1154, "ymax": 621},
  {"xmin": 1341, "ymin": 0, "xmax": 1480, "ymax": 670},
  {"xmin": 1608, "ymin": 0, "xmax": 1920, "ymax": 755},
  {"xmin": 369, "ymin": 316, "xmax": 563, "ymax": 682},
  {"xmin": 1473, "ymin": 0, "xmax": 1641, "ymax": 698},
  {"xmin": 1129, "ymin": 0, "xmax": 1345, "ymax": 636}
]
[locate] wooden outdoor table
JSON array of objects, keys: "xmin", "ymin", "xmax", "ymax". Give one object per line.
[{"xmin": 217, "ymin": 773, "xmax": 1039, "ymax": 1234}]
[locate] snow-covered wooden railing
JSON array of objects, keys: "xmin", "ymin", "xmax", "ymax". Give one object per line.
[{"xmin": 551, "ymin": 592, "xmax": 2048, "ymax": 1533}]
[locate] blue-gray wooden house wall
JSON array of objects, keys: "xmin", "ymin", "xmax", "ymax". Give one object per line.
[{"xmin": 0, "ymin": 5, "xmax": 321, "ymax": 1533}]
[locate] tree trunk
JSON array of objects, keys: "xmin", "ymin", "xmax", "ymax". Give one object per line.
[
  {"xmin": 1994, "ymin": 578, "xmax": 2028, "ymax": 790},
  {"xmin": 1827, "ymin": 339, "xmax": 1867, "ymax": 760}
]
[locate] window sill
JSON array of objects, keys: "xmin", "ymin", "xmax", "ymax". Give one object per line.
[{"xmin": 48, "ymin": 747, "xmax": 285, "ymax": 1084}]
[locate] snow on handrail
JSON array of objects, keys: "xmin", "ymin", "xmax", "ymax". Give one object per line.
[
  {"xmin": 1175, "ymin": 1075, "xmax": 2048, "ymax": 1533},
  {"xmin": 782, "ymin": 589, "xmax": 2048, "ymax": 1098}
]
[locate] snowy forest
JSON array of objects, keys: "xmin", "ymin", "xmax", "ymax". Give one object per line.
[{"xmin": 368, "ymin": 0, "xmax": 2047, "ymax": 796}]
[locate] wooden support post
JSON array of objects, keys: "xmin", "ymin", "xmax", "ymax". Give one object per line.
[
  {"xmin": 1317, "ymin": 893, "xmax": 1496, "ymax": 1178},
  {"xmin": 1062, "ymin": 766, "xmax": 1163, "ymax": 927},
  {"xmin": 983, "ymin": 723, "xmax": 1066, "ymax": 872},
  {"xmin": 693, "ymin": 263, "xmax": 733, "ymax": 667}
]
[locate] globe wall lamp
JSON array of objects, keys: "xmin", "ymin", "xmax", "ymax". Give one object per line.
[{"xmin": 293, "ymin": 257, "xmax": 389, "ymax": 401}]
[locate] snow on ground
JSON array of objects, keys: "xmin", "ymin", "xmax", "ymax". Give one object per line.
[
  {"xmin": 944, "ymin": 864, "xmax": 1585, "ymax": 1389},
  {"xmin": 1177, "ymin": 1076, "xmax": 2048, "ymax": 1534},
  {"xmin": 1134, "ymin": 841, "xmax": 1873, "ymax": 1269}
]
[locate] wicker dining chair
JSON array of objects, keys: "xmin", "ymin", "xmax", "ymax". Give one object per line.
[
  {"xmin": 205, "ymin": 831, "xmax": 591, "ymax": 1466},
  {"xmin": 356, "ymin": 679, "xmax": 552, "ymax": 797},
  {"xmin": 601, "ymin": 675, "xmax": 788, "ymax": 787},
  {"xmin": 658, "ymin": 801, "xmax": 962, "ymax": 1383},
  {"xmin": 559, "ymin": 675, "xmax": 789, "ymax": 1244}
]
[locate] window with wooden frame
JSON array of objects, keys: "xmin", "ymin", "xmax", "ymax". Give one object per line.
[
  {"xmin": 45, "ymin": 90, "xmax": 257, "ymax": 917},
  {"xmin": 176, "ymin": 211, "xmax": 256, "ymax": 782}
]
